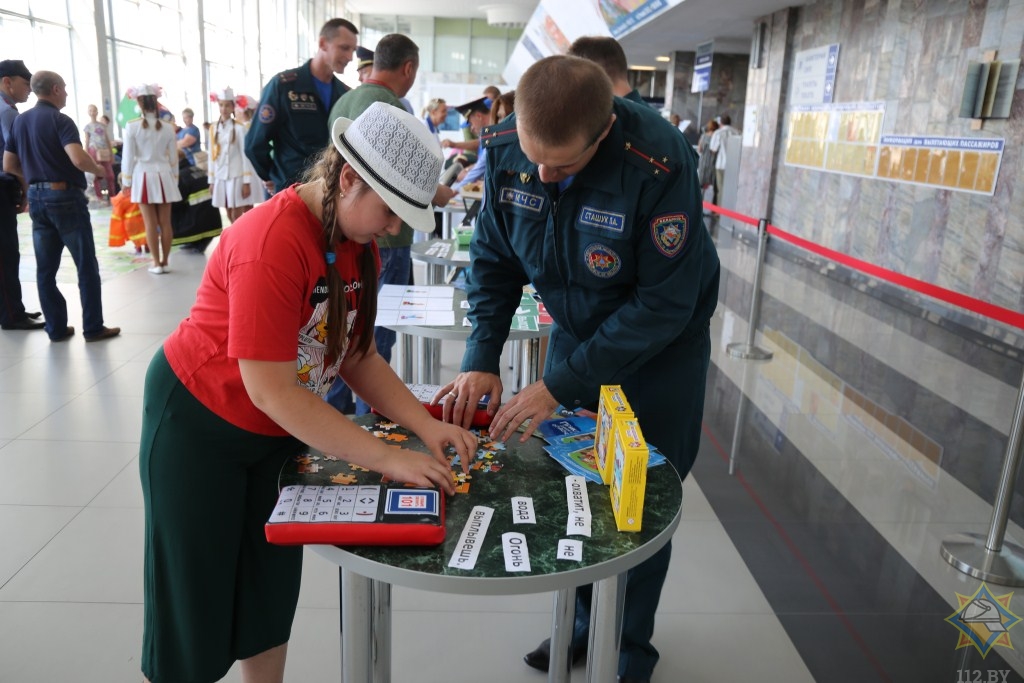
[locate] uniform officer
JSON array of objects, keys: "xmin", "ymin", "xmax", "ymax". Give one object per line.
[
  {"xmin": 437, "ymin": 56, "xmax": 720, "ymax": 683},
  {"xmin": 244, "ymin": 18, "xmax": 357, "ymax": 195},
  {"xmin": 0, "ymin": 59, "xmax": 43, "ymax": 331},
  {"xmin": 355, "ymin": 46, "xmax": 374, "ymax": 83}
]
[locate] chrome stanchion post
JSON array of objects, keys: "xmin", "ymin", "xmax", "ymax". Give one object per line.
[
  {"xmin": 727, "ymin": 218, "xmax": 773, "ymax": 361},
  {"xmin": 941, "ymin": 371, "xmax": 1024, "ymax": 586}
]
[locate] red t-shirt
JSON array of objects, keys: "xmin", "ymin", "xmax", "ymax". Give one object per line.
[{"xmin": 164, "ymin": 186, "xmax": 378, "ymax": 435}]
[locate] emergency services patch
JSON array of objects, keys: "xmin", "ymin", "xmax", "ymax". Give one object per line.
[
  {"xmin": 578, "ymin": 205, "xmax": 625, "ymax": 234},
  {"xmin": 584, "ymin": 243, "xmax": 622, "ymax": 278},
  {"xmin": 650, "ymin": 213, "xmax": 688, "ymax": 258},
  {"xmin": 259, "ymin": 104, "xmax": 276, "ymax": 124},
  {"xmin": 498, "ymin": 187, "xmax": 544, "ymax": 213}
]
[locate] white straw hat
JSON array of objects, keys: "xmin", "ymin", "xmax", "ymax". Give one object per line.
[{"xmin": 330, "ymin": 101, "xmax": 442, "ymax": 233}]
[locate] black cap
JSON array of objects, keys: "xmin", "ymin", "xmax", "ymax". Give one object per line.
[
  {"xmin": 356, "ymin": 46, "xmax": 374, "ymax": 71},
  {"xmin": 0, "ymin": 60, "xmax": 31, "ymax": 81},
  {"xmin": 455, "ymin": 97, "xmax": 489, "ymax": 117}
]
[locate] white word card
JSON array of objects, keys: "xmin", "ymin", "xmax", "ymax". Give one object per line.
[
  {"xmin": 511, "ymin": 496, "xmax": 536, "ymax": 524},
  {"xmin": 448, "ymin": 505, "xmax": 493, "ymax": 570},
  {"xmin": 502, "ymin": 532, "xmax": 532, "ymax": 572},
  {"xmin": 565, "ymin": 475, "xmax": 592, "ymax": 537},
  {"xmin": 557, "ymin": 539, "xmax": 584, "ymax": 562}
]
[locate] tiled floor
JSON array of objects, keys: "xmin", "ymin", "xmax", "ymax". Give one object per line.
[{"xmin": 1, "ymin": 216, "xmax": 1023, "ymax": 682}]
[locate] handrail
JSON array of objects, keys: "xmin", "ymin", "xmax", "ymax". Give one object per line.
[{"xmin": 703, "ymin": 201, "xmax": 1024, "ymax": 331}]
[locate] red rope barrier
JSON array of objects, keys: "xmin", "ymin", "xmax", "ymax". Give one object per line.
[
  {"xmin": 703, "ymin": 201, "xmax": 759, "ymax": 226},
  {"xmin": 702, "ymin": 203, "xmax": 1024, "ymax": 330}
]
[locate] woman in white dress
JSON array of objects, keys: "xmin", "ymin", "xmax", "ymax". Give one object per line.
[
  {"xmin": 121, "ymin": 84, "xmax": 181, "ymax": 274},
  {"xmin": 209, "ymin": 87, "xmax": 256, "ymax": 223}
]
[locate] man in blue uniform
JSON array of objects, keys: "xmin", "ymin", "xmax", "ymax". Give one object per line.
[
  {"xmin": 245, "ymin": 18, "xmax": 357, "ymax": 195},
  {"xmin": 0, "ymin": 59, "xmax": 43, "ymax": 331},
  {"xmin": 439, "ymin": 56, "xmax": 720, "ymax": 683}
]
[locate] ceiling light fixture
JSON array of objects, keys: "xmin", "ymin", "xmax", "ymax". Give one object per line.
[{"xmin": 656, "ymin": 56, "xmax": 671, "ymax": 62}]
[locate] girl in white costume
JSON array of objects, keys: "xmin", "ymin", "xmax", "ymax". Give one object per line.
[
  {"xmin": 121, "ymin": 84, "xmax": 181, "ymax": 274},
  {"xmin": 209, "ymin": 87, "xmax": 256, "ymax": 223}
]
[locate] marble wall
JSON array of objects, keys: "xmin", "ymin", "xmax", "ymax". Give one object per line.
[{"xmin": 739, "ymin": 0, "xmax": 1024, "ymax": 315}]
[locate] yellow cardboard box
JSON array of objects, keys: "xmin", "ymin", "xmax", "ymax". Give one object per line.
[
  {"xmin": 610, "ymin": 418, "xmax": 649, "ymax": 532},
  {"xmin": 596, "ymin": 385, "xmax": 633, "ymax": 484}
]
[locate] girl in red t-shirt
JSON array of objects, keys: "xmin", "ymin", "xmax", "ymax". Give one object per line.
[{"xmin": 139, "ymin": 102, "xmax": 473, "ymax": 683}]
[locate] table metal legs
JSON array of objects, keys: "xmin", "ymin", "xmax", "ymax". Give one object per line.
[
  {"xmin": 586, "ymin": 573, "xmax": 626, "ymax": 682},
  {"xmin": 548, "ymin": 588, "xmax": 575, "ymax": 683},
  {"xmin": 341, "ymin": 569, "xmax": 391, "ymax": 682}
]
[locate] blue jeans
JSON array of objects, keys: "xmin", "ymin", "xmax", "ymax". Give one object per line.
[
  {"xmin": 324, "ymin": 246, "xmax": 411, "ymax": 414},
  {"xmin": 28, "ymin": 187, "xmax": 105, "ymax": 339}
]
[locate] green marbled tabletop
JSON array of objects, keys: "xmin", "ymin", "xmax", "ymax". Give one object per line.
[{"xmin": 280, "ymin": 414, "xmax": 682, "ymax": 595}]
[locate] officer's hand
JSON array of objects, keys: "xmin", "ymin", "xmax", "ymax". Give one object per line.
[
  {"xmin": 433, "ymin": 372, "xmax": 502, "ymax": 430},
  {"xmin": 489, "ymin": 380, "xmax": 559, "ymax": 443},
  {"xmin": 263, "ymin": 180, "xmax": 275, "ymax": 194}
]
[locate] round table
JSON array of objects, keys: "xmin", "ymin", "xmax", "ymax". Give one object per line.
[{"xmin": 279, "ymin": 414, "xmax": 683, "ymax": 683}]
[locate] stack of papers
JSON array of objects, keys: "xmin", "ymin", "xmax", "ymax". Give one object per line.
[
  {"xmin": 536, "ymin": 412, "xmax": 666, "ymax": 484},
  {"xmin": 376, "ymin": 285, "xmax": 455, "ymax": 326}
]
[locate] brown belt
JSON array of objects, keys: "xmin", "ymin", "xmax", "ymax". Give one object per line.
[{"xmin": 30, "ymin": 181, "xmax": 69, "ymax": 190}]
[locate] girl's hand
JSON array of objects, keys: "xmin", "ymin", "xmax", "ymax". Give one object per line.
[
  {"xmin": 241, "ymin": 183, "xmax": 251, "ymax": 199},
  {"xmin": 414, "ymin": 420, "xmax": 478, "ymax": 477},
  {"xmin": 381, "ymin": 447, "xmax": 458, "ymax": 495}
]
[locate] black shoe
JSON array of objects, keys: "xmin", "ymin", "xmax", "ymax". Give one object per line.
[
  {"xmin": 50, "ymin": 326, "xmax": 75, "ymax": 342},
  {"xmin": 2, "ymin": 317, "xmax": 46, "ymax": 330},
  {"xmin": 618, "ymin": 678, "xmax": 650, "ymax": 683},
  {"xmin": 523, "ymin": 638, "xmax": 587, "ymax": 672},
  {"xmin": 26, "ymin": 311, "xmax": 41, "ymax": 319},
  {"xmin": 84, "ymin": 326, "xmax": 121, "ymax": 342}
]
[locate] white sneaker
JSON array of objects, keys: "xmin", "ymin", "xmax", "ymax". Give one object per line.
[{"xmin": 148, "ymin": 265, "xmax": 164, "ymax": 274}]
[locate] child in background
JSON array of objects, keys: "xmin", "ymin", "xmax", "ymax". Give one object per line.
[
  {"xmin": 82, "ymin": 104, "xmax": 117, "ymax": 204},
  {"xmin": 209, "ymin": 87, "xmax": 257, "ymax": 223},
  {"xmin": 121, "ymin": 83, "xmax": 181, "ymax": 274}
]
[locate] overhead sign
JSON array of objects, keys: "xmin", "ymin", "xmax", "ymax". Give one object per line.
[{"xmin": 692, "ymin": 41, "xmax": 714, "ymax": 94}]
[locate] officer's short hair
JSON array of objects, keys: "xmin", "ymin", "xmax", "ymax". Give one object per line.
[
  {"xmin": 320, "ymin": 18, "xmax": 358, "ymax": 40},
  {"xmin": 374, "ymin": 34, "xmax": 419, "ymax": 72},
  {"xmin": 568, "ymin": 36, "xmax": 628, "ymax": 83},
  {"xmin": 516, "ymin": 56, "xmax": 612, "ymax": 148}
]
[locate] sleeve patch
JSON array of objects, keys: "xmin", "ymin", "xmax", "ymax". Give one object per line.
[
  {"xmin": 650, "ymin": 213, "xmax": 688, "ymax": 258},
  {"xmin": 258, "ymin": 104, "xmax": 276, "ymax": 124}
]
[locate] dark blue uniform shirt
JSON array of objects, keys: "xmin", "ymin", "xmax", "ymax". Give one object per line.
[
  {"xmin": 244, "ymin": 59, "xmax": 349, "ymax": 191},
  {"xmin": 7, "ymin": 100, "xmax": 86, "ymax": 189},
  {"xmin": 464, "ymin": 96, "xmax": 720, "ymax": 477}
]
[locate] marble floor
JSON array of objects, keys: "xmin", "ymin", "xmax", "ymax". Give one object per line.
[{"xmin": 1, "ymin": 216, "xmax": 1022, "ymax": 682}]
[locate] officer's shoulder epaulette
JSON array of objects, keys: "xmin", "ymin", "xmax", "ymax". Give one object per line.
[
  {"xmin": 480, "ymin": 119, "xmax": 519, "ymax": 149},
  {"xmin": 278, "ymin": 69, "xmax": 299, "ymax": 83},
  {"xmin": 621, "ymin": 132, "xmax": 675, "ymax": 181}
]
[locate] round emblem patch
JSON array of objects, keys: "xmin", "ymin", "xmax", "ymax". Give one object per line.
[
  {"xmin": 258, "ymin": 104, "xmax": 276, "ymax": 124},
  {"xmin": 650, "ymin": 212, "xmax": 688, "ymax": 258},
  {"xmin": 584, "ymin": 243, "xmax": 622, "ymax": 278}
]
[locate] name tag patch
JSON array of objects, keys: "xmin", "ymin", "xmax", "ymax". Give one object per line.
[
  {"xmin": 498, "ymin": 187, "xmax": 544, "ymax": 213},
  {"xmin": 578, "ymin": 205, "xmax": 625, "ymax": 233},
  {"xmin": 583, "ymin": 243, "xmax": 622, "ymax": 279},
  {"xmin": 650, "ymin": 212, "xmax": 688, "ymax": 258}
]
